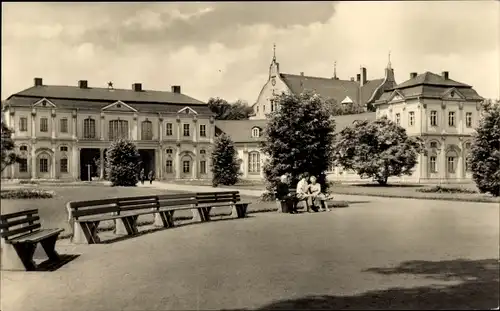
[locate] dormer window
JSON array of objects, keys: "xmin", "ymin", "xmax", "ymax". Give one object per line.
[{"xmin": 251, "ymin": 127, "xmax": 260, "ymax": 138}]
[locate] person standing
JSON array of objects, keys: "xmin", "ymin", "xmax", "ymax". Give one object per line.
[
  {"xmin": 139, "ymin": 168, "xmax": 145, "ymax": 185},
  {"xmin": 148, "ymin": 170, "xmax": 155, "ymax": 185},
  {"xmin": 276, "ymin": 175, "xmax": 295, "ymax": 214}
]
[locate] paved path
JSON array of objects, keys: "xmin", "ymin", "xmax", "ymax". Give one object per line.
[{"xmin": 2, "ymin": 183, "xmax": 499, "ymax": 311}]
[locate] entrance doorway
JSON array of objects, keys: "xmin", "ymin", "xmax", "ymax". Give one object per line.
[
  {"xmin": 80, "ymin": 148, "xmax": 100, "ymax": 181},
  {"xmin": 139, "ymin": 149, "xmax": 155, "ymax": 176}
]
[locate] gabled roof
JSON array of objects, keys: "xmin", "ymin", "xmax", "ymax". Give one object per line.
[
  {"xmin": 393, "ymin": 72, "xmax": 471, "ymax": 90},
  {"xmin": 279, "ymin": 73, "xmax": 384, "ymax": 106},
  {"xmin": 6, "ymin": 96, "xmax": 213, "ymax": 114},
  {"xmin": 8, "ymin": 85, "xmax": 205, "ymax": 105},
  {"xmin": 378, "ymin": 85, "xmax": 483, "ymax": 102},
  {"xmin": 216, "ymin": 119, "xmax": 268, "ymax": 143},
  {"xmin": 216, "ymin": 112, "xmax": 377, "ymax": 143}
]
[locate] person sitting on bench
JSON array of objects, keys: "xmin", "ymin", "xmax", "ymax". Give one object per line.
[
  {"xmin": 276, "ymin": 175, "xmax": 296, "ymax": 214},
  {"xmin": 308, "ymin": 176, "xmax": 330, "ymax": 212},
  {"xmin": 296, "ymin": 173, "xmax": 312, "ymax": 212}
]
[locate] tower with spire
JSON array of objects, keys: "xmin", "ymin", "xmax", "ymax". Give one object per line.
[{"xmin": 268, "ymin": 43, "xmax": 280, "ymax": 79}]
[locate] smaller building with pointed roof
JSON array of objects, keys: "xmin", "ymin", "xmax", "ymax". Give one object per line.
[{"xmin": 250, "ymin": 46, "xmax": 397, "ymax": 119}]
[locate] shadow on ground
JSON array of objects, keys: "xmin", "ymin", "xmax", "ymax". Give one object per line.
[
  {"xmin": 35, "ymin": 254, "xmax": 80, "ymax": 272},
  {"xmin": 100, "ymin": 215, "xmax": 256, "ymax": 244},
  {"xmin": 248, "ymin": 258, "xmax": 499, "ymax": 310}
]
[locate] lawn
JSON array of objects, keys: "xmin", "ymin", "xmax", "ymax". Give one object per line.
[
  {"xmin": 0, "ymin": 185, "xmax": 279, "ymax": 238},
  {"xmin": 168, "ymin": 179, "xmax": 499, "ymax": 203}
]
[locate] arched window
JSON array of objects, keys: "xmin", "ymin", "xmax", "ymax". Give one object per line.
[
  {"xmin": 38, "ymin": 153, "xmax": 50, "ymax": 173},
  {"xmin": 166, "ymin": 148, "xmax": 173, "ymax": 155},
  {"xmin": 83, "ymin": 118, "xmax": 96, "ymax": 139},
  {"xmin": 109, "ymin": 120, "xmax": 129, "ymax": 140},
  {"xmin": 446, "ymin": 150, "xmax": 458, "ymax": 174},
  {"xmin": 20, "ymin": 146, "xmax": 28, "ymax": 151},
  {"xmin": 251, "ymin": 127, "xmax": 260, "ymax": 138},
  {"xmin": 141, "ymin": 120, "xmax": 153, "ymax": 140},
  {"xmin": 60, "ymin": 146, "xmax": 68, "ymax": 152},
  {"xmin": 248, "ymin": 152, "xmax": 260, "ymax": 173}
]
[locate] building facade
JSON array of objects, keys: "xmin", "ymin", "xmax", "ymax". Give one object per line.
[
  {"xmin": 250, "ymin": 48, "xmax": 397, "ymax": 120},
  {"xmin": 2, "ymin": 78, "xmax": 215, "ymax": 181},
  {"xmin": 221, "ymin": 69, "xmax": 483, "ymax": 183}
]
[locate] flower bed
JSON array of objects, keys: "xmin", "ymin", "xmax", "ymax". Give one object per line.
[{"xmin": 1, "ymin": 189, "xmax": 55, "ymax": 199}]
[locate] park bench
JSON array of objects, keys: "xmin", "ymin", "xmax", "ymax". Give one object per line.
[
  {"xmin": 67, "ymin": 191, "xmax": 250, "ymax": 244},
  {"xmin": 67, "ymin": 193, "xmax": 198, "ymax": 244},
  {"xmin": 0, "ymin": 209, "xmax": 64, "ymax": 271},
  {"xmin": 276, "ymin": 189, "xmax": 337, "ymax": 213},
  {"xmin": 194, "ymin": 191, "xmax": 250, "ymax": 221}
]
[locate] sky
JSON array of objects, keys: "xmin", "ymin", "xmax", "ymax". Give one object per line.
[{"xmin": 2, "ymin": 1, "xmax": 499, "ymax": 103}]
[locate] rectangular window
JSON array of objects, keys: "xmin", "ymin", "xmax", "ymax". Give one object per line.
[
  {"xmin": 60, "ymin": 158, "xmax": 68, "ymax": 173},
  {"xmin": 166, "ymin": 123, "xmax": 173, "ymax": 136},
  {"xmin": 60, "ymin": 118, "xmax": 68, "ymax": 133},
  {"xmin": 447, "ymin": 156, "xmax": 456, "ymax": 173},
  {"xmin": 408, "ymin": 112, "xmax": 415, "ymax": 126},
  {"xmin": 109, "ymin": 120, "xmax": 129, "ymax": 140},
  {"xmin": 200, "ymin": 160, "xmax": 207, "ymax": 174},
  {"xmin": 429, "ymin": 156, "xmax": 437, "ymax": 173},
  {"xmin": 199, "ymin": 124, "xmax": 206, "ymax": 137},
  {"xmin": 165, "ymin": 160, "xmax": 173, "ymax": 173},
  {"xmin": 183, "ymin": 160, "xmax": 190, "ymax": 173},
  {"xmin": 19, "ymin": 158, "xmax": 28, "ymax": 172},
  {"xmin": 395, "ymin": 113, "xmax": 401, "ymax": 125},
  {"xmin": 141, "ymin": 121, "xmax": 153, "ymax": 140},
  {"xmin": 40, "ymin": 117, "xmax": 48, "ymax": 132},
  {"xmin": 83, "ymin": 118, "xmax": 96, "ymax": 139},
  {"xmin": 248, "ymin": 152, "xmax": 261, "ymax": 173},
  {"xmin": 19, "ymin": 117, "xmax": 28, "ymax": 132},
  {"xmin": 183, "ymin": 124, "xmax": 190, "ymax": 137},
  {"xmin": 39, "ymin": 158, "xmax": 48, "ymax": 173},
  {"xmin": 430, "ymin": 111, "xmax": 437, "ymax": 126},
  {"xmin": 448, "ymin": 111, "xmax": 455, "ymax": 127},
  {"xmin": 466, "ymin": 112, "xmax": 473, "ymax": 128}
]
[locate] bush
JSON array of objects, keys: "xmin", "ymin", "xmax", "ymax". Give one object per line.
[
  {"xmin": 416, "ymin": 186, "xmax": 477, "ymax": 194},
  {"xmin": 19, "ymin": 180, "xmax": 39, "ymax": 185},
  {"xmin": 259, "ymin": 191, "xmax": 276, "ymax": 202},
  {"xmin": 468, "ymin": 101, "xmax": 500, "ymax": 197},
  {"xmin": 106, "ymin": 139, "xmax": 141, "ymax": 187},
  {"xmin": 1, "ymin": 189, "xmax": 54, "ymax": 199},
  {"xmin": 211, "ymin": 133, "xmax": 241, "ymax": 187}
]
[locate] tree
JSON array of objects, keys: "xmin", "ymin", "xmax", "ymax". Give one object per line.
[
  {"xmin": 261, "ymin": 92, "xmax": 336, "ymax": 192},
  {"xmin": 211, "ymin": 133, "xmax": 241, "ymax": 186},
  {"xmin": 106, "ymin": 138, "xmax": 141, "ymax": 186},
  {"xmin": 333, "ymin": 117, "xmax": 423, "ymax": 185},
  {"xmin": 1, "ymin": 120, "xmax": 21, "ymax": 173},
  {"xmin": 208, "ymin": 97, "xmax": 253, "ymax": 120},
  {"xmin": 468, "ymin": 101, "xmax": 500, "ymax": 196}
]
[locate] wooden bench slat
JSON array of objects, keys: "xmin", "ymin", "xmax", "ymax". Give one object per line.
[
  {"xmin": 118, "ymin": 199, "xmax": 158, "ymax": 207},
  {"xmin": 159, "ymin": 199, "xmax": 197, "ymax": 207},
  {"xmin": 11, "ymin": 228, "xmax": 64, "ymax": 244},
  {"xmin": 69, "ymin": 198, "xmax": 117, "ymax": 209},
  {"xmin": 116, "ymin": 195, "xmax": 158, "ymax": 202},
  {"xmin": 0, "ymin": 209, "xmax": 38, "ymax": 221},
  {"xmin": 1, "ymin": 223, "xmax": 41, "ymax": 238},
  {"xmin": 73, "ymin": 205, "xmax": 119, "ymax": 218},
  {"xmin": 119, "ymin": 202, "xmax": 159, "ymax": 211},
  {"xmin": 157, "ymin": 194, "xmax": 196, "ymax": 200},
  {"xmin": 0, "ymin": 216, "xmax": 40, "ymax": 229}
]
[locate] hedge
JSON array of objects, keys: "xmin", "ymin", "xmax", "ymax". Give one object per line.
[{"xmin": 1, "ymin": 189, "xmax": 54, "ymax": 199}]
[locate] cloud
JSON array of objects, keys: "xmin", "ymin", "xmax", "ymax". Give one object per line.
[{"xmin": 1, "ymin": 1, "xmax": 499, "ymax": 103}]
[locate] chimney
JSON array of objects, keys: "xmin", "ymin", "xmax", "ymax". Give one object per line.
[
  {"xmin": 300, "ymin": 72, "xmax": 304, "ymax": 76},
  {"xmin": 442, "ymin": 71, "xmax": 449, "ymax": 80},
  {"xmin": 132, "ymin": 83, "xmax": 142, "ymax": 92},
  {"xmin": 410, "ymin": 72, "xmax": 418, "ymax": 79},
  {"xmin": 350, "ymin": 77, "xmax": 354, "ymax": 81},
  {"xmin": 34, "ymin": 78, "xmax": 43, "ymax": 87},
  {"xmin": 171, "ymin": 85, "xmax": 181, "ymax": 94},
  {"xmin": 78, "ymin": 80, "xmax": 88, "ymax": 89},
  {"xmin": 356, "ymin": 74, "xmax": 361, "ymax": 82},
  {"xmin": 360, "ymin": 67, "xmax": 367, "ymax": 86}
]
